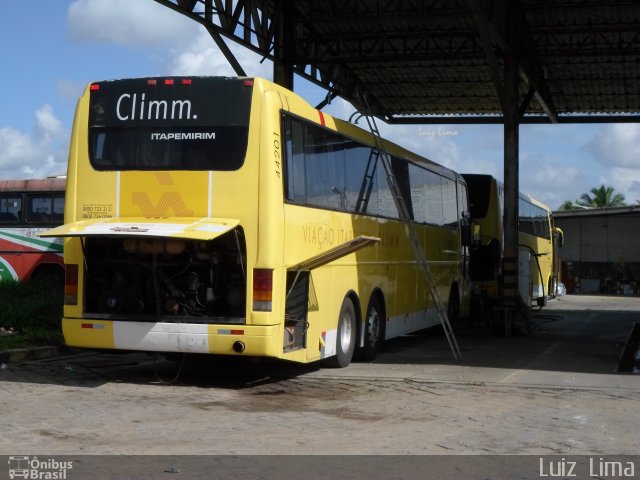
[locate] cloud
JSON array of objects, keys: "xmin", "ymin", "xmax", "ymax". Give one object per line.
[
  {"xmin": 168, "ymin": 30, "xmax": 273, "ymax": 78},
  {"xmin": 585, "ymin": 123, "xmax": 640, "ymax": 169},
  {"xmin": 0, "ymin": 105, "xmax": 68, "ymax": 179},
  {"xmin": 68, "ymin": 0, "xmax": 196, "ymax": 48},
  {"xmin": 606, "ymin": 167, "xmax": 640, "ymax": 204},
  {"xmin": 520, "ymin": 155, "xmax": 585, "ymax": 208},
  {"xmin": 57, "ymin": 80, "xmax": 87, "ymax": 104},
  {"xmin": 68, "ymin": 0, "xmax": 273, "ymax": 78},
  {"xmin": 35, "ymin": 105, "xmax": 63, "ymax": 142},
  {"xmin": 0, "ymin": 128, "xmax": 37, "ymax": 170}
]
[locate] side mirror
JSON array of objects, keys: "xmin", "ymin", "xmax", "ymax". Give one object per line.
[{"xmin": 553, "ymin": 227, "xmax": 564, "ymax": 247}]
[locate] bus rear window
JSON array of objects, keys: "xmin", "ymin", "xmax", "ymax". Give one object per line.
[{"xmin": 88, "ymin": 77, "xmax": 252, "ymax": 171}]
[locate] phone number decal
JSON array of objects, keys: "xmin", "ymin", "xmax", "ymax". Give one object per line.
[{"xmin": 81, "ymin": 204, "xmax": 113, "ymax": 219}]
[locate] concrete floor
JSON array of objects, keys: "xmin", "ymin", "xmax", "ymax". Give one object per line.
[{"xmin": 0, "ymin": 295, "xmax": 638, "ymax": 478}]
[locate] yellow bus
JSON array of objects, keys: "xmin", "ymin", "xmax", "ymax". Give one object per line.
[
  {"xmin": 43, "ymin": 76, "xmax": 471, "ymax": 367},
  {"xmin": 462, "ymin": 174, "xmax": 563, "ymax": 309}
]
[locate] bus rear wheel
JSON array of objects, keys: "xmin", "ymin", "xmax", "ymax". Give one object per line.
[
  {"xmin": 358, "ymin": 295, "xmax": 385, "ymax": 361},
  {"xmin": 322, "ymin": 297, "xmax": 356, "ymax": 368}
]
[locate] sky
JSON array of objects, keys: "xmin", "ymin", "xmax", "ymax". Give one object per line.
[{"xmin": 1, "ymin": 0, "xmax": 640, "ymax": 210}]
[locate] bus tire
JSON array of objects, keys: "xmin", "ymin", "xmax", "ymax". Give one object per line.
[
  {"xmin": 358, "ymin": 294, "xmax": 385, "ymax": 362},
  {"xmin": 322, "ymin": 297, "xmax": 357, "ymax": 368}
]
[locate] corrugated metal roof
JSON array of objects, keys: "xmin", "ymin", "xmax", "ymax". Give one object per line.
[
  {"xmin": 0, "ymin": 178, "xmax": 66, "ymax": 192},
  {"xmin": 154, "ymin": 0, "xmax": 640, "ymax": 123}
]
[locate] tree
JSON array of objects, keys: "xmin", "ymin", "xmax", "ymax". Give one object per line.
[
  {"xmin": 578, "ymin": 185, "xmax": 626, "ymax": 208},
  {"xmin": 558, "ymin": 185, "xmax": 627, "ymax": 210},
  {"xmin": 558, "ymin": 200, "xmax": 576, "ymax": 210}
]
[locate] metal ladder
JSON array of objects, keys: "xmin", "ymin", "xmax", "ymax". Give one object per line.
[
  {"xmin": 356, "ymin": 95, "xmax": 462, "ymax": 361},
  {"xmin": 355, "ymin": 140, "xmax": 379, "ymax": 213}
]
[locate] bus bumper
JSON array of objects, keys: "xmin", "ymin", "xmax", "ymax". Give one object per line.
[{"xmin": 62, "ymin": 318, "xmax": 279, "ymax": 357}]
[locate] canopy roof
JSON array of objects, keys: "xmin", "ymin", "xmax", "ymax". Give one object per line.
[{"xmin": 154, "ymin": 0, "xmax": 640, "ymax": 123}]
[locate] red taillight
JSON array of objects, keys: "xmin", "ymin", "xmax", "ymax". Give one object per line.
[
  {"xmin": 90, "ymin": 83, "xmax": 100, "ymax": 91},
  {"xmin": 164, "ymin": 79, "xmax": 175, "ymax": 85},
  {"xmin": 181, "ymin": 78, "xmax": 192, "ymax": 85},
  {"xmin": 65, "ymin": 264, "xmax": 79, "ymax": 305},
  {"xmin": 253, "ymin": 269, "xmax": 273, "ymax": 312},
  {"xmin": 147, "ymin": 79, "xmax": 157, "ymax": 86},
  {"xmin": 243, "ymin": 79, "xmax": 254, "ymax": 87}
]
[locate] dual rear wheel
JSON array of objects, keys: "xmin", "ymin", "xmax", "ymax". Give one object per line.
[{"xmin": 323, "ymin": 295, "xmax": 385, "ymax": 368}]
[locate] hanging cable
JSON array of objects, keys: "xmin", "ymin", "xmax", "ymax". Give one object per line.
[{"xmin": 152, "ymin": 352, "xmax": 187, "ymax": 384}]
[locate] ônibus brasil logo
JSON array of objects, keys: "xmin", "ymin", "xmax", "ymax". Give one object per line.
[{"xmin": 7, "ymin": 456, "xmax": 73, "ymax": 480}]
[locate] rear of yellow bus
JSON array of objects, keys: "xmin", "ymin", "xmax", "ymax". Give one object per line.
[{"xmin": 42, "ymin": 77, "xmax": 289, "ymax": 359}]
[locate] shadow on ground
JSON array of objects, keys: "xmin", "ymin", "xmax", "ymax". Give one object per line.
[{"xmin": 1, "ymin": 296, "xmax": 638, "ymax": 389}]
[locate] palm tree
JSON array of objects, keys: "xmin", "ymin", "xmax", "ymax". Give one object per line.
[
  {"xmin": 558, "ymin": 200, "xmax": 576, "ymax": 210},
  {"xmin": 578, "ymin": 185, "xmax": 626, "ymax": 208}
]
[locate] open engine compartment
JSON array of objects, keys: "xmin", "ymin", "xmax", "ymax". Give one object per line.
[{"xmin": 83, "ymin": 228, "xmax": 247, "ymax": 323}]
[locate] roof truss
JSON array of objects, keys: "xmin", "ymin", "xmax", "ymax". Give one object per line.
[{"xmin": 153, "ymin": 0, "xmax": 640, "ymax": 124}]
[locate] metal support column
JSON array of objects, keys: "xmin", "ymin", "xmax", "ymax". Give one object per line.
[
  {"xmin": 501, "ymin": 52, "xmax": 520, "ymax": 333},
  {"xmin": 273, "ymin": 0, "xmax": 294, "ymax": 90},
  {"xmin": 502, "ymin": 50, "xmax": 519, "ymax": 302}
]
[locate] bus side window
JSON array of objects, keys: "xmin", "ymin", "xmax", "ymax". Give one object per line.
[
  {"xmin": 0, "ymin": 212, "xmax": 18, "ymax": 222},
  {"xmin": 375, "ymin": 158, "xmax": 397, "ymax": 219},
  {"xmin": 408, "ymin": 163, "xmax": 427, "ymax": 223},
  {"xmin": 284, "ymin": 117, "xmax": 306, "ymax": 203},
  {"xmin": 0, "ymin": 196, "xmax": 21, "ymax": 223},
  {"xmin": 442, "ymin": 177, "xmax": 458, "ymax": 229},
  {"xmin": 27, "ymin": 195, "xmax": 52, "ymax": 223},
  {"xmin": 343, "ymin": 141, "xmax": 371, "ymax": 213},
  {"xmin": 409, "ymin": 165, "xmax": 443, "ymax": 226},
  {"xmin": 304, "ymin": 126, "xmax": 346, "ymax": 211},
  {"xmin": 52, "ymin": 196, "xmax": 65, "ymax": 223}
]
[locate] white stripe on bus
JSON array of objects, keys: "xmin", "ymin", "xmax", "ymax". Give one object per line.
[
  {"xmin": 113, "ymin": 321, "xmax": 209, "ymax": 353},
  {"xmin": 208, "ymin": 170, "xmax": 213, "ymax": 217},
  {"xmin": 115, "ymin": 171, "xmax": 121, "ymax": 217}
]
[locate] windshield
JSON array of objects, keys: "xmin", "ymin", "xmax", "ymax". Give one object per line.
[{"xmin": 88, "ymin": 77, "xmax": 252, "ymax": 171}]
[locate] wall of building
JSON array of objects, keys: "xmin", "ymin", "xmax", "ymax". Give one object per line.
[{"xmin": 555, "ymin": 210, "xmax": 640, "ymax": 295}]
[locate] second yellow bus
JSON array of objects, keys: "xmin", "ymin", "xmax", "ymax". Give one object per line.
[{"xmin": 463, "ymin": 174, "xmax": 563, "ymax": 311}]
